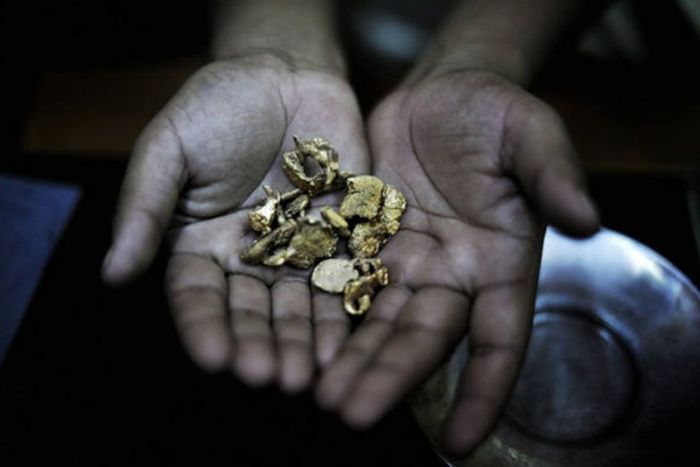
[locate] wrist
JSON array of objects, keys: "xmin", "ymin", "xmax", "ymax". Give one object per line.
[
  {"xmin": 402, "ymin": 0, "xmax": 602, "ymax": 89},
  {"xmin": 211, "ymin": 0, "xmax": 346, "ymax": 77},
  {"xmin": 405, "ymin": 40, "xmax": 532, "ymax": 88},
  {"xmin": 212, "ymin": 46, "xmax": 347, "ymax": 78}
]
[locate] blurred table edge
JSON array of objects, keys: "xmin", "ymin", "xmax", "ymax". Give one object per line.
[{"xmin": 20, "ymin": 55, "xmax": 700, "ymax": 176}]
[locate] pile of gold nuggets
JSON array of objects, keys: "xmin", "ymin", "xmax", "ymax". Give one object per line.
[{"xmin": 240, "ymin": 136, "xmax": 406, "ymax": 316}]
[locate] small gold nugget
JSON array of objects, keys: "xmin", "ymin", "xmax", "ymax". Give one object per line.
[
  {"xmin": 311, "ymin": 258, "xmax": 390, "ymax": 315},
  {"xmin": 320, "ymin": 206, "xmax": 351, "ymax": 237},
  {"xmin": 240, "ymin": 219, "xmax": 298, "ymax": 265},
  {"xmin": 379, "ymin": 185, "xmax": 406, "ymax": 236},
  {"xmin": 248, "ymin": 186, "xmax": 280, "ymax": 235},
  {"xmin": 343, "ymin": 262, "xmax": 390, "ymax": 315},
  {"xmin": 348, "ymin": 221, "xmax": 387, "ymax": 258},
  {"xmin": 285, "ymin": 217, "xmax": 338, "ymax": 269},
  {"xmin": 284, "ymin": 194, "xmax": 309, "ymax": 219},
  {"xmin": 283, "ymin": 136, "xmax": 340, "ymax": 195},
  {"xmin": 311, "ymin": 259, "xmax": 360, "ymax": 294},
  {"xmin": 259, "ymin": 217, "xmax": 339, "ymax": 269},
  {"xmin": 240, "ymin": 136, "xmax": 406, "ymax": 316},
  {"xmin": 339, "ymin": 175, "xmax": 385, "ymax": 220},
  {"xmin": 247, "ymin": 186, "xmax": 303, "ymax": 235},
  {"xmin": 348, "ymin": 181, "xmax": 407, "ymax": 258}
]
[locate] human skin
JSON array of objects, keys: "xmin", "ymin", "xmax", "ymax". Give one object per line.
[
  {"xmin": 101, "ymin": 0, "xmax": 368, "ymax": 393},
  {"xmin": 103, "ymin": 0, "xmax": 604, "ymax": 459},
  {"xmin": 315, "ymin": 0, "xmax": 604, "ymax": 459}
]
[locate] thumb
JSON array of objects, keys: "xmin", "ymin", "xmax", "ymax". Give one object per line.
[
  {"xmin": 102, "ymin": 120, "xmax": 186, "ymax": 286},
  {"xmin": 503, "ymin": 99, "xmax": 600, "ymax": 237}
]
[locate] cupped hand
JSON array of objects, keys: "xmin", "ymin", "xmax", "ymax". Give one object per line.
[
  {"xmin": 316, "ymin": 70, "xmax": 599, "ymax": 456},
  {"xmin": 102, "ymin": 54, "xmax": 369, "ymax": 392}
]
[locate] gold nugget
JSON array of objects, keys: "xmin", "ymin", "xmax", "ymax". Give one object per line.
[
  {"xmin": 240, "ymin": 136, "xmax": 406, "ymax": 317},
  {"xmin": 320, "ymin": 206, "xmax": 351, "ymax": 237},
  {"xmin": 312, "ymin": 257, "xmax": 389, "ymax": 315},
  {"xmin": 348, "ymin": 221, "xmax": 386, "ymax": 258},
  {"xmin": 379, "ymin": 184, "xmax": 407, "ymax": 235},
  {"xmin": 347, "ymin": 183, "xmax": 407, "ymax": 258},
  {"xmin": 279, "ymin": 217, "xmax": 338, "ymax": 269},
  {"xmin": 284, "ymin": 193, "xmax": 309, "ymax": 219},
  {"xmin": 354, "ymin": 257, "xmax": 384, "ymax": 275},
  {"xmin": 339, "ymin": 175, "xmax": 385, "ymax": 220},
  {"xmin": 311, "ymin": 258, "xmax": 360, "ymax": 294},
  {"xmin": 282, "ymin": 136, "xmax": 342, "ymax": 196},
  {"xmin": 343, "ymin": 263, "xmax": 390, "ymax": 315},
  {"xmin": 248, "ymin": 186, "xmax": 280, "ymax": 235},
  {"xmin": 240, "ymin": 219, "xmax": 297, "ymax": 264}
]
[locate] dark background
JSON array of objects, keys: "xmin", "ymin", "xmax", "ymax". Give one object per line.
[{"xmin": 1, "ymin": 1, "xmax": 699, "ymax": 466}]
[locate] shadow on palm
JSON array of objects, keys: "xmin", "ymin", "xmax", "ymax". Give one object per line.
[
  {"xmin": 316, "ymin": 70, "xmax": 598, "ymax": 457},
  {"xmin": 104, "ymin": 56, "xmax": 369, "ymax": 393}
]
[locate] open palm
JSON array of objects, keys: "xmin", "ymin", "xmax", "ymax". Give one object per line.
[
  {"xmin": 316, "ymin": 70, "xmax": 599, "ymax": 455},
  {"xmin": 102, "ymin": 55, "xmax": 369, "ymax": 392}
]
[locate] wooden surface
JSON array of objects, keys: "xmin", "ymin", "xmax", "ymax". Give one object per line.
[
  {"xmin": 21, "ymin": 56, "xmax": 700, "ymax": 174},
  {"xmin": 22, "ymin": 57, "xmax": 203, "ymax": 158},
  {"xmin": 542, "ymin": 86, "xmax": 700, "ymax": 175}
]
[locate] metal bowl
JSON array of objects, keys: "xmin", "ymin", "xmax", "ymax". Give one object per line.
[{"xmin": 410, "ymin": 227, "xmax": 700, "ymax": 467}]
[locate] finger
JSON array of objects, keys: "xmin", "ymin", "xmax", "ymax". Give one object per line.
[
  {"xmin": 229, "ymin": 274, "xmax": 275, "ymax": 386},
  {"xmin": 315, "ymin": 285, "xmax": 411, "ymax": 409},
  {"xmin": 338, "ymin": 287, "xmax": 470, "ymax": 428},
  {"xmin": 312, "ymin": 292, "xmax": 350, "ymax": 370},
  {"xmin": 271, "ymin": 278, "xmax": 313, "ymax": 394},
  {"xmin": 440, "ymin": 281, "xmax": 535, "ymax": 458},
  {"xmin": 166, "ymin": 253, "xmax": 230, "ymax": 372},
  {"xmin": 503, "ymin": 98, "xmax": 599, "ymax": 237},
  {"xmin": 103, "ymin": 119, "xmax": 186, "ymax": 285}
]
